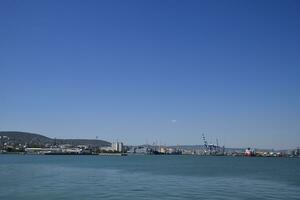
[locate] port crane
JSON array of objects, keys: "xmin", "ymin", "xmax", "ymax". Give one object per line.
[
  {"xmin": 202, "ymin": 133, "xmax": 222, "ymax": 155},
  {"xmin": 202, "ymin": 134, "xmax": 208, "ymax": 150}
]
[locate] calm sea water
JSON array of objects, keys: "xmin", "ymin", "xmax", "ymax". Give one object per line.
[{"xmin": 0, "ymin": 155, "xmax": 299, "ymax": 200}]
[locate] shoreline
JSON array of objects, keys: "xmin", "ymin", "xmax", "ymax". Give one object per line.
[{"xmin": 0, "ymin": 152, "xmax": 299, "ymax": 158}]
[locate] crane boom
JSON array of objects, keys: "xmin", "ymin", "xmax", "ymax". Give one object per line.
[{"xmin": 202, "ymin": 133, "xmax": 208, "ymax": 149}]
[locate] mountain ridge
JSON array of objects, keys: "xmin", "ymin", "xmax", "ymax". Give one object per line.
[{"xmin": 0, "ymin": 131, "xmax": 111, "ymax": 147}]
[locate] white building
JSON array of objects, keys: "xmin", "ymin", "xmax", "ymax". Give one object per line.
[
  {"xmin": 112, "ymin": 142, "xmax": 123, "ymax": 152},
  {"xmin": 100, "ymin": 141, "xmax": 124, "ymax": 152}
]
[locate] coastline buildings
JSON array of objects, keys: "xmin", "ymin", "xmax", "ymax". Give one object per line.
[
  {"xmin": 1, "ymin": 132, "xmax": 300, "ymax": 157},
  {"xmin": 100, "ymin": 141, "xmax": 124, "ymax": 153}
]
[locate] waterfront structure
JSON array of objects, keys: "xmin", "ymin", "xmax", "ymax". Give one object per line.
[
  {"xmin": 118, "ymin": 142, "xmax": 123, "ymax": 152},
  {"xmin": 128, "ymin": 146, "xmax": 151, "ymax": 154},
  {"xmin": 112, "ymin": 142, "xmax": 124, "ymax": 152},
  {"xmin": 101, "ymin": 141, "xmax": 124, "ymax": 153},
  {"xmin": 245, "ymin": 148, "xmax": 255, "ymax": 156}
]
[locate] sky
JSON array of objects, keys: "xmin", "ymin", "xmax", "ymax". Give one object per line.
[{"xmin": 0, "ymin": 0, "xmax": 300, "ymax": 149}]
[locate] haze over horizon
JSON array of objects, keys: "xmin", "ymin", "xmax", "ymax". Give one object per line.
[{"xmin": 1, "ymin": 0, "xmax": 300, "ymax": 149}]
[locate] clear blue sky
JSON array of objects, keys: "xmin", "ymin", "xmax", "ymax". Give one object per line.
[{"xmin": 1, "ymin": 0, "xmax": 299, "ymax": 149}]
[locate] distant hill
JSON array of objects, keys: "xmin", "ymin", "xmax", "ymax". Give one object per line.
[{"xmin": 0, "ymin": 131, "xmax": 111, "ymax": 147}]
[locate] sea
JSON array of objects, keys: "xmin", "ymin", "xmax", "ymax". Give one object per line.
[{"xmin": 0, "ymin": 155, "xmax": 299, "ymax": 200}]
